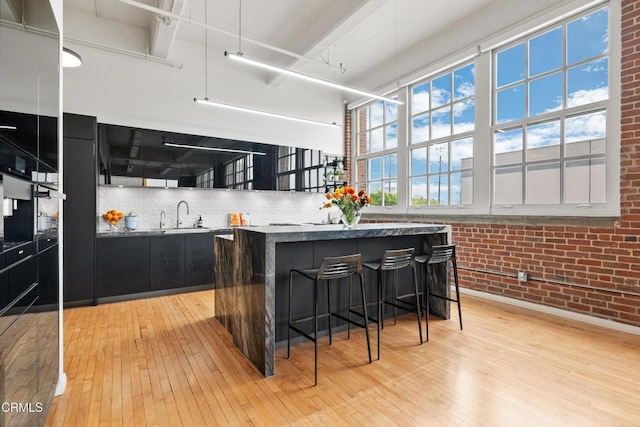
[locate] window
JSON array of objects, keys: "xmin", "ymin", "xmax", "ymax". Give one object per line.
[
  {"xmin": 196, "ymin": 167, "xmax": 215, "ymax": 188},
  {"xmin": 492, "ymin": 7, "xmax": 608, "ymax": 206},
  {"xmin": 276, "ymin": 147, "xmax": 336, "ymax": 192},
  {"xmin": 409, "ymin": 63, "xmax": 475, "ymax": 206},
  {"xmin": 277, "ymin": 146, "xmax": 296, "ymax": 191},
  {"xmin": 355, "ymin": 98, "xmax": 399, "ymax": 206},
  {"xmin": 224, "ymin": 155, "xmax": 253, "ymax": 189}
]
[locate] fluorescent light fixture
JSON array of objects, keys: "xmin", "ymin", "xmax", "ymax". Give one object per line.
[
  {"xmin": 62, "ymin": 47, "xmax": 82, "ymax": 68},
  {"xmin": 0, "ymin": 125, "xmax": 17, "ymax": 130},
  {"xmin": 163, "ymin": 140, "xmax": 267, "ymax": 156},
  {"xmin": 193, "ymin": 97, "xmax": 340, "ymax": 128},
  {"xmin": 225, "ymin": 51, "xmax": 403, "ymax": 105}
]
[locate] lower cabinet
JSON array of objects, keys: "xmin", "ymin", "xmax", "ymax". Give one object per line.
[
  {"xmin": 150, "ymin": 235, "xmax": 185, "ymax": 291},
  {"xmin": 186, "ymin": 234, "xmax": 215, "ymax": 287},
  {"xmin": 97, "ymin": 233, "xmax": 215, "ymax": 299},
  {"xmin": 97, "ymin": 236, "xmax": 150, "ymax": 298}
]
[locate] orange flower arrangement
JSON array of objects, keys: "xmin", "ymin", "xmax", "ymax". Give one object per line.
[{"xmin": 322, "ymin": 186, "xmax": 370, "ymax": 226}]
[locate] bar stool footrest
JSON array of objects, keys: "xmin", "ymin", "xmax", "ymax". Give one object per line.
[{"xmin": 288, "ymin": 325, "xmax": 316, "ymax": 343}]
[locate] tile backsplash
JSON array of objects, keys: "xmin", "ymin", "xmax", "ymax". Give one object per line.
[{"xmin": 98, "ymin": 186, "xmax": 330, "ymax": 231}]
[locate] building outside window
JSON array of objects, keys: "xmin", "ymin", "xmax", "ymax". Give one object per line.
[{"xmin": 196, "ymin": 167, "xmax": 215, "ymax": 188}]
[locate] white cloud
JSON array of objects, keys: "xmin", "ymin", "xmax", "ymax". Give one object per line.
[{"xmin": 567, "ymin": 87, "xmax": 608, "ymax": 108}]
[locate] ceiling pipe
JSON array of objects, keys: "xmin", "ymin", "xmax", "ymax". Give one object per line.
[{"xmin": 115, "ymin": 0, "xmax": 344, "ymax": 72}]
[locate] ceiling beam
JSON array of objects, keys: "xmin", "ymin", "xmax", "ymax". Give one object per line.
[
  {"xmin": 3, "ymin": 0, "xmax": 23, "ymax": 23},
  {"xmin": 267, "ymin": 0, "xmax": 390, "ymax": 87},
  {"xmin": 148, "ymin": 0, "xmax": 187, "ymax": 58}
]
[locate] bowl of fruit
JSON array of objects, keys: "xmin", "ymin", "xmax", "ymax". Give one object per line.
[{"xmin": 102, "ymin": 209, "xmax": 125, "ymax": 230}]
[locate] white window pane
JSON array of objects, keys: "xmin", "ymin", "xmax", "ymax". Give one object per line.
[
  {"xmin": 412, "ymin": 81, "xmax": 430, "ymax": 113},
  {"xmin": 497, "ymin": 43, "xmax": 525, "ymax": 87},
  {"xmin": 386, "ymin": 102, "xmax": 398, "ymax": 123},
  {"xmin": 565, "ymin": 111, "xmax": 606, "ymax": 157},
  {"xmin": 567, "ymin": 7, "xmax": 608, "ymax": 65},
  {"xmin": 497, "ymin": 84, "xmax": 525, "ymax": 123},
  {"xmin": 368, "ymin": 181, "xmax": 382, "ymax": 206},
  {"xmin": 460, "ymin": 171, "xmax": 474, "ymax": 205},
  {"xmin": 386, "ymin": 123, "xmax": 398, "ymax": 149},
  {"xmin": 383, "ymin": 153, "xmax": 397, "ymax": 179},
  {"xmin": 565, "ymin": 158, "xmax": 606, "ymax": 204},
  {"xmin": 527, "ymin": 120, "xmax": 560, "ymax": 161},
  {"xmin": 454, "ymin": 64, "xmax": 475, "ymax": 100},
  {"xmin": 368, "ymin": 157, "xmax": 382, "ymax": 180},
  {"xmin": 432, "ymin": 73, "xmax": 451, "ymax": 108},
  {"xmin": 411, "ymin": 148, "xmax": 427, "ymax": 176},
  {"xmin": 432, "ymin": 106, "xmax": 452, "ymax": 139},
  {"xmin": 412, "ymin": 113, "xmax": 429, "ymax": 143},
  {"xmin": 451, "ymin": 137, "xmax": 473, "ymax": 171},
  {"xmin": 429, "ymin": 143, "xmax": 449, "ymax": 174},
  {"xmin": 529, "ymin": 72, "xmax": 563, "ymax": 116},
  {"xmin": 453, "ymin": 98, "xmax": 474, "ymax": 134},
  {"xmin": 494, "ymin": 166, "xmax": 522, "ymax": 205},
  {"xmin": 411, "ymin": 177, "xmax": 427, "ymax": 206},
  {"xmin": 371, "ymin": 101, "xmax": 384, "ymax": 127},
  {"xmin": 370, "ymin": 128, "xmax": 383, "ymax": 152},
  {"xmin": 495, "ymin": 127, "xmax": 523, "ymax": 165},
  {"xmin": 526, "ymin": 162, "xmax": 560, "ymax": 204},
  {"xmin": 567, "ymin": 58, "xmax": 608, "ymax": 108},
  {"xmin": 529, "ymin": 27, "xmax": 563, "ymax": 77},
  {"xmin": 383, "ymin": 180, "xmax": 398, "ymax": 206},
  {"xmin": 429, "ymin": 174, "xmax": 449, "ymax": 205}
]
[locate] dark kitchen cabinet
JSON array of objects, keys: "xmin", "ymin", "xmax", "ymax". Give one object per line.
[
  {"xmin": 97, "ymin": 237, "xmax": 149, "ymax": 297},
  {"xmin": 63, "ymin": 114, "xmax": 97, "ymax": 304},
  {"xmin": 150, "ymin": 235, "xmax": 186, "ymax": 291},
  {"xmin": 96, "ymin": 232, "xmax": 216, "ymax": 301},
  {"xmin": 37, "ymin": 243, "xmax": 58, "ymax": 307},
  {"xmin": 186, "ymin": 234, "xmax": 215, "ymax": 287}
]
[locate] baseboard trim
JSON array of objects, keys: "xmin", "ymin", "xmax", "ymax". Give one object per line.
[
  {"xmin": 55, "ymin": 372, "xmax": 67, "ymax": 396},
  {"xmin": 460, "ymin": 287, "xmax": 640, "ymax": 336}
]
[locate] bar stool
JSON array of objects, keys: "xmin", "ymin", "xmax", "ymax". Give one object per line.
[
  {"xmin": 416, "ymin": 244, "xmax": 462, "ymax": 330},
  {"xmin": 287, "ymin": 254, "xmax": 372, "ymax": 386},
  {"xmin": 363, "ymin": 248, "xmax": 423, "ymax": 355}
]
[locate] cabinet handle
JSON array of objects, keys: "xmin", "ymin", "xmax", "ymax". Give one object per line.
[
  {"xmin": 47, "ymin": 239, "xmax": 51, "ymax": 242},
  {"xmin": 19, "ymin": 250, "xmax": 24, "ymax": 254}
]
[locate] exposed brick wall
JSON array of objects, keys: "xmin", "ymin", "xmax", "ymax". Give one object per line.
[{"xmin": 351, "ymin": 1, "xmax": 640, "ymax": 327}]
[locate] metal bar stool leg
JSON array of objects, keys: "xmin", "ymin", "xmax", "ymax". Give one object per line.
[
  {"xmin": 393, "ymin": 269, "xmax": 398, "ymax": 325},
  {"xmin": 412, "ymin": 264, "xmax": 423, "ymax": 344},
  {"xmin": 314, "ymin": 278, "xmax": 319, "ymax": 387},
  {"xmin": 347, "ymin": 276, "xmax": 353, "ymax": 339},
  {"xmin": 288, "ymin": 270, "xmax": 293, "ymax": 359},
  {"xmin": 379, "ymin": 269, "xmax": 385, "ymax": 330},
  {"xmin": 327, "ymin": 279, "xmax": 333, "ymax": 345},
  {"xmin": 359, "ymin": 273, "xmax": 372, "ymax": 363},
  {"xmin": 453, "ymin": 258, "xmax": 463, "ymax": 330},
  {"xmin": 377, "ymin": 270, "xmax": 381, "ymax": 360}
]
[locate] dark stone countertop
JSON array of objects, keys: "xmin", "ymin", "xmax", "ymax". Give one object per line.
[
  {"xmin": 97, "ymin": 227, "xmax": 233, "ymax": 238},
  {"xmin": 232, "ymin": 222, "xmax": 450, "ymax": 242}
]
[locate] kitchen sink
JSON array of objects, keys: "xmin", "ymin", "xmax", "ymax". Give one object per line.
[{"xmin": 161, "ymin": 227, "xmax": 212, "ymax": 234}]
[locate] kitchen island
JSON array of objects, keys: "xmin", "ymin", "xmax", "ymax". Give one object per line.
[{"xmin": 214, "ymin": 222, "xmax": 451, "ymax": 377}]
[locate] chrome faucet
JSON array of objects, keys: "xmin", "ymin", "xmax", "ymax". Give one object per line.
[
  {"xmin": 159, "ymin": 210, "xmax": 166, "ymax": 229},
  {"xmin": 177, "ymin": 200, "xmax": 189, "ymax": 228}
]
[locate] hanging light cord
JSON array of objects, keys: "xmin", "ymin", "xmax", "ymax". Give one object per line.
[
  {"xmin": 204, "ymin": 0, "xmax": 208, "ymax": 99},
  {"xmin": 238, "ymin": 0, "xmax": 243, "ymax": 54}
]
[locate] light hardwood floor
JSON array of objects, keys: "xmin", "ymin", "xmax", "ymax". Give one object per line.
[{"xmin": 46, "ymin": 290, "xmax": 640, "ymax": 426}]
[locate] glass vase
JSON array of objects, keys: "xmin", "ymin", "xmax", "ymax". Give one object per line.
[{"xmin": 341, "ymin": 210, "xmax": 361, "ymax": 228}]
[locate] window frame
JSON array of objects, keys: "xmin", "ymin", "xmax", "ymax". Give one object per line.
[{"xmin": 349, "ymin": 0, "xmax": 619, "ymax": 218}]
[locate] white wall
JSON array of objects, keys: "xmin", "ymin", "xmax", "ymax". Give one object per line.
[
  {"xmin": 98, "ymin": 186, "xmax": 331, "ymax": 231},
  {"xmin": 63, "ymin": 10, "xmax": 345, "ymax": 154}
]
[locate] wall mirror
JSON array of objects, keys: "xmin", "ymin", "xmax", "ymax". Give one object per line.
[{"xmin": 98, "ymin": 123, "xmax": 343, "ymax": 192}]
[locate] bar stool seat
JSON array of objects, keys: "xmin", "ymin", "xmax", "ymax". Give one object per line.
[
  {"xmin": 363, "ymin": 248, "xmax": 424, "ymax": 355},
  {"xmin": 416, "ymin": 244, "xmax": 462, "ymax": 330},
  {"xmin": 287, "ymin": 253, "xmax": 372, "ymax": 386}
]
